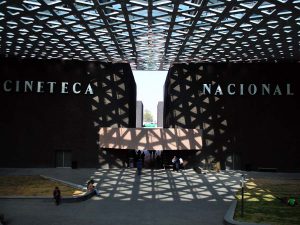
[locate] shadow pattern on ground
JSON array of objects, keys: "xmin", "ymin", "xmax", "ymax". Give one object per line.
[{"xmin": 88, "ymin": 169, "xmax": 241, "ymax": 202}]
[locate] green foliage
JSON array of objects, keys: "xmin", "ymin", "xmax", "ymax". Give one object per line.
[
  {"xmin": 144, "ymin": 109, "xmax": 153, "ymax": 122},
  {"xmin": 234, "ymin": 178, "xmax": 300, "ymax": 225}
]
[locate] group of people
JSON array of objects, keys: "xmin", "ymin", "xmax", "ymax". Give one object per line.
[
  {"xmin": 129, "ymin": 150, "xmax": 163, "ymax": 169},
  {"xmin": 172, "ymin": 156, "xmax": 184, "ymax": 172}
]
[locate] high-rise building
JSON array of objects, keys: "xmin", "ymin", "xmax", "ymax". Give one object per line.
[
  {"xmin": 136, "ymin": 101, "xmax": 143, "ymax": 128},
  {"xmin": 157, "ymin": 101, "xmax": 164, "ymax": 128}
]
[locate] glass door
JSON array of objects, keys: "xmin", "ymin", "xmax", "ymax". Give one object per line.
[{"xmin": 55, "ymin": 150, "xmax": 72, "ymax": 167}]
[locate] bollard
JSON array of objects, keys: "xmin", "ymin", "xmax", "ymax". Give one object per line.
[{"xmin": 241, "ymin": 174, "xmax": 245, "ymax": 217}]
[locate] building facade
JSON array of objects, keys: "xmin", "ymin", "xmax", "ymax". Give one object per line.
[
  {"xmin": 0, "ymin": 57, "xmax": 136, "ymax": 168},
  {"xmin": 163, "ymin": 62, "xmax": 300, "ymax": 171}
]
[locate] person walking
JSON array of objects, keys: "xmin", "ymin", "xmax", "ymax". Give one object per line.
[
  {"xmin": 175, "ymin": 157, "xmax": 180, "ymax": 172},
  {"xmin": 156, "ymin": 154, "xmax": 162, "ymax": 169},
  {"xmin": 53, "ymin": 186, "xmax": 61, "ymax": 205},
  {"xmin": 137, "ymin": 159, "xmax": 142, "ymax": 175},
  {"xmin": 172, "ymin": 156, "xmax": 178, "ymax": 171},
  {"xmin": 179, "ymin": 157, "xmax": 184, "ymax": 170},
  {"xmin": 141, "ymin": 151, "xmax": 145, "ymax": 165}
]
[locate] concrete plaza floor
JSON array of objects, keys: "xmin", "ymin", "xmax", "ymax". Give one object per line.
[{"xmin": 1, "ymin": 168, "xmax": 243, "ymax": 225}]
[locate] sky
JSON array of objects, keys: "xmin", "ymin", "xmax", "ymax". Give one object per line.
[{"xmin": 132, "ymin": 70, "xmax": 168, "ymax": 122}]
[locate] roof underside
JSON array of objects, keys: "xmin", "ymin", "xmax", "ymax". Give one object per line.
[{"xmin": 0, "ymin": 0, "xmax": 299, "ymax": 70}]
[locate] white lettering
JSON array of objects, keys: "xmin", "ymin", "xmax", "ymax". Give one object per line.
[
  {"xmin": 227, "ymin": 84, "xmax": 235, "ymax": 95},
  {"xmin": 3, "ymin": 80, "xmax": 294, "ymax": 97},
  {"xmin": 2, "ymin": 80, "xmax": 96, "ymax": 95},
  {"xmin": 73, "ymin": 83, "xmax": 81, "ymax": 94},
  {"xmin": 203, "ymin": 84, "xmax": 211, "ymax": 94},
  {"xmin": 273, "ymin": 85, "xmax": 282, "ymax": 95},
  {"xmin": 248, "ymin": 84, "xmax": 257, "ymax": 95},
  {"xmin": 287, "ymin": 83, "xmax": 294, "ymax": 96},
  {"xmin": 16, "ymin": 80, "xmax": 20, "ymax": 92},
  {"xmin": 262, "ymin": 84, "xmax": 270, "ymax": 95},
  {"xmin": 37, "ymin": 81, "xmax": 44, "ymax": 93},
  {"xmin": 85, "ymin": 84, "xmax": 94, "ymax": 95},
  {"xmin": 214, "ymin": 85, "xmax": 223, "ymax": 95},
  {"xmin": 240, "ymin": 84, "xmax": 244, "ymax": 95},
  {"xmin": 47, "ymin": 82, "xmax": 56, "ymax": 93},
  {"xmin": 3, "ymin": 80, "xmax": 12, "ymax": 92},
  {"xmin": 61, "ymin": 82, "xmax": 68, "ymax": 94},
  {"xmin": 24, "ymin": 81, "xmax": 33, "ymax": 92}
]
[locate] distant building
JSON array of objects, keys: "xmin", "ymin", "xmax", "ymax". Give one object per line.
[
  {"xmin": 157, "ymin": 101, "xmax": 164, "ymax": 127},
  {"xmin": 136, "ymin": 101, "xmax": 143, "ymax": 128}
]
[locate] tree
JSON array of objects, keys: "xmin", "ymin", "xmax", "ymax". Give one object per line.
[{"xmin": 144, "ymin": 109, "xmax": 153, "ymax": 122}]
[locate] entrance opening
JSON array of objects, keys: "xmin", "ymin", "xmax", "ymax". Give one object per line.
[
  {"xmin": 128, "ymin": 150, "xmax": 163, "ymax": 169},
  {"xmin": 132, "ymin": 70, "xmax": 167, "ymax": 126},
  {"xmin": 55, "ymin": 150, "xmax": 72, "ymax": 168}
]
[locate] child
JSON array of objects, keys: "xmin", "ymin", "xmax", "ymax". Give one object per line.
[{"xmin": 53, "ymin": 186, "xmax": 61, "ymax": 205}]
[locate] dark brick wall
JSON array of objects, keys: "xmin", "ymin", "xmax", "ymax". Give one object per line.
[{"xmin": 0, "ymin": 57, "xmax": 136, "ymax": 168}]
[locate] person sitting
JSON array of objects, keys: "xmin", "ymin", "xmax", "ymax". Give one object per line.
[
  {"xmin": 87, "ymin": 182, "xmax": 94, "ymax": 192},
  {"xmin": 87, "ymin": 179, "xmax": 94, "ymax": 189},
  {"xmin": 88, "ymin": 182, "xmax": 100, "ymax": 196}
]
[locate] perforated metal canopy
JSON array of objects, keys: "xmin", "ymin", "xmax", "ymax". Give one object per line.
[{"xmin": 0, "ymin": 0, "xmax": 299, "ymax": 70}]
